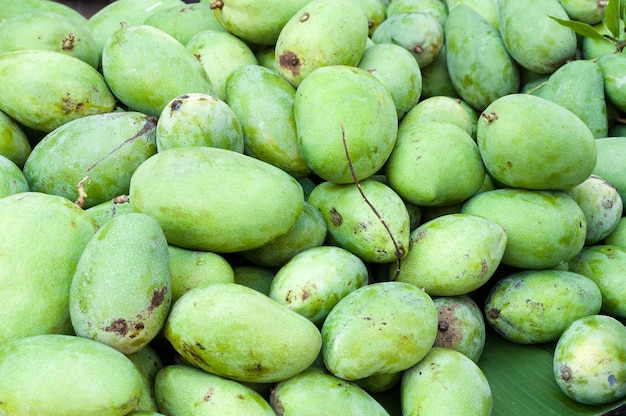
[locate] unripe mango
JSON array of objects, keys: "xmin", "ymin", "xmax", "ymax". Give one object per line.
[
  {"xmin": 0, "ymin": 109, "xmax": 31, "ymax": 167},
  {"xmin": 593, "ymin": 136, "xmax": 626, "ymax": 205},
  {"xmin": 144, "ymin": 2, "xmax": 224, "ymax": 45},
  {"xmin": 433, "ymin": 295, "xmax": 486, "ymax": 363},
  {"xmin": 0, "ymin": 155, "xmax": 29, "ymax": 198}
]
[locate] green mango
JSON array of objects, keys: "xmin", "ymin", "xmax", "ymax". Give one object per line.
[
  {"xmin": 568, "ymin": 245, "xmax": 626, "ymax": 319},
  {"xmin": 144, "ymin": 2, "xmax": 225, "ymax": 45},
  {"xmin": 269, "ymin": 246, "xmax": 369, "ymax": 325},
  {"xmin": 85, "ymin": 195, "xmax": 134, "ymax": 228},
  {"xmin": 445, "ymin": 4, "xmax": 520, "ymax": 112},
  {"xmin": 0, "ymin": 0, "xmax": 87, "ymax": 25},
  {"xmin": 371, "ymin": 12, "xmax": 444, "ymax": 69},
  {"xmin": 395, "ymin": 213, "xmax": 506, "ymax": 296},
  {"xmin": 164, "ymin": 282, "xmax": 322, "ymax": 383},
  {"xmin": 399, "ymin": 95, "xmax": 478, "ymax": 137},
  {"xmin": 433, "ymin": 295, "xmax": 486, "ymax": 363},
  {"xmin": 593, "ymin": 136, "xmax": 626, "ymax": 204},
  {"xmin": 605, "ymin": 217, "xmax": 626, "ymax": 247},
  {"xmin": 0, "ymin": 155, "xmax": 29, "ymax": 198},
  {"xmin": 168, "ymin": 245, "xmax": 235, "ymax": 303},
  {"xmin": 357, "ymin": 42, "xmax": 423, "ymax": 119},
  {"xmin": 308, "ymin": 179, "xmax": 410, "ymax": 264},
  {"xmin": 294, "ymin": 65, "xmax": 397, "ymax": 183},
  {"xmin": 0, "ymin": 50, "xmax": 116, "ymax": 132},
  {"xmin": 225, "ymin": 64, "xmax": 310, "ymax": 178},
  {"xmin": 401, "ymin": 347, "xmax": 492, "ymax": 416},
  {"xmin": 269, "ymin": 367, "xmax": 391, "ymax": 415},
  {"xmin": 419, "ymin": 44, "xmax": 460, "ymax": 99},
  {"xmin": 355, "ymin": 372, "xmax": 403, "ymax": 394},
  {"xmin": 0, "ymin": 109, "xmax": 31, "ymax": 167},
  {"xmin": 241, "ymin": 201, "xmax": 327, "ymax": 268},
  {"xmin": 321, "ymin": 281, "xmax": 438, "ymax": 380},
  {"xmin": 445, "ymin": 0, "xmax": 499, "ymax": 28},
  {"xmin": 0, "ymin": 334, "xmax": 143, "ymax": 415},
  {"xmin": 210, "ymin": 0, "xmax": 312, "ymax": 46},
  {"xmin": 155, "ymin": 365, "xmax": 275, "ymax": 415},
  {"xmin": 530, "ymin": 59, "xmax": 608, "ymax": 138},
  {"xmin": 274, "ymin": 0, "xmax": 369, "ymax": 87},
  {"xmin": 255, "ymin": 46, "xmax": 276, "ymax": 71},
  {"xmin": 0, "ymin": 12, "xmax": 99, "ymax": 68},
  {"xmin": 23, "ymin": 112, "xmax": 157, "ymax": 209},
  {"xmin": 156, "ymin": 93, "xmax": 244, "ymax": 153},
  {"xmin": 485, "ymin": 269, "xmax": 602, "ymax": 344},
  {"xmin": 127, "ymin": 345, "xmax": 163, "ymax": 412},
  {"xmin": 354, "ymin": 0, "xmax": 387, "ymax": 36},
  {"xmin": 461, "ymin": 189, "xmax": 587, "ymax": 269},
  {"xmin": 386, "ymin": 121, "xmax": 485, "ymax": 206},
  {"xmin": 566, "ymin": 175, "xmax": 623, "ymax": 245},
  {"xmin": 0, "ymin": 192, "xmax": 97, "ymax": 343},
  {"xmin": 498, "ymin": 0, "xmax": 577, "ymax": 74},
  {"xmin": 233, "ymin": 266, "xmax": 275, "ymax": 296},
  {"xmin": 187, "ymin": 29, "xmax": 258, "ymax": 102},
  {"xmin": 477, "ymin": 93, "xmax": 596, "ymax": 190},
  {"xmin": 86, "ymin": 0, "xmax": 184, "ymax": 58},
  {"xmin": 553, "ymin": 315, "xmax": 626, "ymax": 405},
  {"xmin": 102, "ymin": 24, "xmax": 213, "ymax": 117},
  {"xmin": 558, "ymin": 0, "xmax": 607, "ymax": 24},
  {"xmin": 129, "ymin": 146, "xmax": 304, "ymax": 253},
  {"xmin": 597, "ymin": 53, "xmax": 626, "ymax": 113},
  {"xmin": 582, "ymin": 21, "xmax": 624, "ymax": 60},
  {"xmin": 69, "ymin": 213, "xmax": 171, "ymax": 355},
  {"xmin": 385, "ymin": 0, "xmax": 448, "ymax": 26}
]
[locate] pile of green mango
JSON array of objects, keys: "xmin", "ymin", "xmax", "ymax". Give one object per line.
[{"xmin": 2, "ymin": 0, "xmax": 626, "ymax": 414}]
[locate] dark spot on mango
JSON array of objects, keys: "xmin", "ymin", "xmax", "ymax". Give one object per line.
[
  {"xmin": 299, "ymin": 12, "xmax": 310, "ymax": 22},
  {"xmin": 278, "ymin": 51, "xmax": 301, "ymax": 76},
  {"xmin": 488, "ymin": 308, "xmax": 500, "ymax": 320},
  {"xmin": 559, "ymin": 364, "xmax": 572, "ymax": 383},
  {"xmin": 302, "ymin": 288, "xmax": 311, "ymax": 301},
  {"xmin": 204, "ymin": 387, "xmax": 214, "ymax": 401},
  {"xmin": 329, "ymin": 207, "xmax": 343, "ymax": 226},
  {"xmin": 170, "ymin": 99, "xmax": 183, "ymax": 112},
  {"xmin": 181, "ymin": 342, "xmax": 209, "ymax": 366},
  {"xmin": 105, "ymin": 318, "xmax": 129, "ymax": 336},
  {"xmin": 237, "ymin": 394, "xmax": 245, "ymax": 400},
  {"xmin": 148, "ymin": 286, "xmax": 168, "ymax": 313},
  {"xmin": 245, "ymin": 362, "xmax": 265, "ymax": 375}
]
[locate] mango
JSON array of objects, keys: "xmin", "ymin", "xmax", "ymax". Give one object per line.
[
  {"xmin": 0, "ymin": 192, "xmax": 97, "ymax": 343},
  {"xmin": 23, "ymin": 111, "xmax": 157, "ymax": 209},
  {"xmin": 269, "ymin": 367, "xmax": 390, "ymax": 415},
  {"xmin": 102, "ymin": 24, "xmax": 213, "ymax": 117},
  {"xmin": 210, "ymin": 0, "xmax": 312, "ymax": 46},
  {"xmin": 0, "ymin": 50, "xmax": 116, "ymax": 132},
  {"xmin": 130, "ymin": 147, "xmax": 303, "ymax": 252},
  {"xmin": 186, "ymin": 31, "xmax": 257, "ymax": 104},
  {"xmin": 269, "ymin": 246, "xmax": 369, "ymax": 325},
  {"xmin": 356, "ymin": 372, "xmax": 403, "ymax": 394},
  {"xmin": 144, "ymin": 2, "xmax": 225, "ymax": 45},
  {"xmin": 127, "ymin": 345, "xmax": 163, "ymax": 412},
  {"xmin": 498, "ymin": 0, "xmax": 577, "ymax": 74},
  {"xmin": 553, "ymin": 315, "xmax": 626, "ymax": 405},
  {"xmin": 568, "ymin": 245, "xmax": 626, "ymax": 319},
  {"xmin": 0, "ymin": 334, "xmax": 143, "ymax": 415},
  {"xmin": 566, "ymin": 175, "xmax": 623, "ymax": 245},
  {"xmin": 233, "ymin": 266, "xmax": 276, "ymax": 296},
  {"xmin": 0, "ymin": 0, "xmax": 87, "ymax": 25},
  {"xmin": 241, "ymin": 201, "xmax": 327, "ymax": 268},
  {"xmin": 85, "ymin": 195, "xmax": 134, "ymax": 228},
  {"xmin": 0, "ymin": 109, "xmax": 31, "ymax": 167},
  {"xmin": 156, "ymin": 93, "xmax": 244, "ymax": 153},
  {"xmin": 168, "ymin": 245, "xmax": 235, "ymax": 303},
  {"xmin": 0, "ymin": 12, "xmax": 99, "ymax": 68},
  {"xmin": 485, "ymin": 269, "xmax": 602, "ymax": 344},
  {"xmin": 0, "ymin": 155, "xmax": 29, "ymax": 198},
  {"xmin": 444, "ymin": 4, "xmax": 520, "ymax": 111},
  {"xmin": 433, "ymin": 295, "xmax": 486, "ymax": 363},
  {"xmin": 582, "ymin": 21, "xmax": 624, "ymax": 60},
  {"xmin": 477, "ymin": 93, "xmax": 596, "ymax": 190},
  {"xmin": 321, "ymin": 281, "xmax": 438, "ymax": 380},
  {"xmin": 386, "ymin": 120, "xmax": 485, "ymax": 206},
  {"xmin": 395, "ymin": 213, "xmax": 506, "ymax": 296},
  {"xmin": 445, "ymin": 0, "xmax": 499, "ymax": 28},
  {"xmin": 419, "ymin": 44, "xmax": 459, "ymax": 99},
  {"xmin": 593, "ymin": 136, "xmax": 626, "ymax": 204},
  {"xmin": 274, "ymin": 0, "xmax": 369, "ymax": 87},
  {"xmin": 164, "ymin": 282, "xmax": 322, "ymax": 383},
  {"xmin": 401, "ymin": 347, "xmax": 492, "ymax": 416},
  {"xmin": 155, "ymin": 364, "xmax": 275, "ymax": 415},
  {"xmin": 399, "ymin": 96, "xmax": 476, "ymax": 137},
  {"xmin": 385, "ymin": 0, "xmax": 448, "ymax": 25},
  {"xmin": 597, "ymin": 53, "xmax": 626, "ymax": 113},
  {"xmin": 308, "ymin": 179, "xmax": 410, "ymax": 264},
  {"xmin": 461, "ymin": 189, "xmax": 587, "ymax": 269},
  {"xmin": 294, "ymin": 65, "xmax": 397, "ymax": 183},
  {"xmin": 225, "ymin": 64, "xmax": 310, "ymax": 178},
  {"xmin": 69, "ymin": 213, "xmax": 171, "ymax": 355},
  {"xmin": 559, "ymin": 0, "xmax": 607, "ymax": 24}
]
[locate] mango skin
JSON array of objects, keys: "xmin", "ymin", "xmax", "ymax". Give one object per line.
[
  {"xmin": 24, "ymin": 111, "xmax": 157, "ymax": 209},
  {"xmin": 85, "ymin": 195, "xmax": 134, "ymax": 228},
  {"xmin": 0, "ymin": 192, "xmax": 97, "ymax": 343},
  {"xmin": 127, "ymin": 345, "xmax": 163, "ymax": 412},
  {"xmin": 0, "ymin": 0, "xmax": 87, "ymax": 25},
  {"xmin": 269, "ymin": 245, "xmax": 369, "ymax": 325},
  {"xmin": 477, "ymin": 94, "xmax": 596, "ymax": 190},
  {"xmin": 129, "ymin": 146, "xmax": 304, "ymax": 253},
  {"xmin": 568, "ymin": 245, "xmax": 626, "ymax": 319},
  {"xmin": 485, "ymin": 270, "xmax": 602, "ymax": 344},
  {"xmin": 0, "ymin": 155, "xmax": 29, "ymax": 198},
  {"xmin": 433, "ymin": 295, "xmax": 486, "ymax": 363},
  {"xmin": 554, "ymin": 315, "xmax": 626, "ymax": 405},
  {"xmin": 0, "ymin": 50, "xmax": 116, "ymax": 132},
  {"xmin": 0, "ymin": 334, "xmax": 143, "ymax": 415},
  {"xmin": 155, "ymin": 365, "xmax": 275, "ymax": 416},
  {"xmin": 69, "ymin": 213, "xmax": 172, "ymax": 355},
  {"xmin": 401, "ymin": 347, "xmax": 492, "ymax": 416},
  {"xmin": 102, "ymin": 24, "xmax": 213, "ymax": 117},
  {"xmin": 164, "ymin": 282, "xmax": 322, "ymax": 383},
  {"xmin": 143, "ymin": 2, "xmax": 225, "ymax": 45},
  {"xmin": 0, "ymin": 109, "xmax": 31, "ymax": 167},
  {"xmin": 461, "ymin": 189, "xmax": 587, "ymax": 269},
  {"xmin": 395, "ymin": 213, "xmax": 506, "ymax": 296},
  {"xmin": 269, "ymin": 367, "xmax": 390, "ymax": 415},
  {"xmin": 593, "ymin": 136, "xmax": 626, "ymax": 205},
  {"xmin": 321, "ymin": 281, "xmax": 438, "ymax": 380},
  {"xmin": 295, "ymin": 65, "xmax": 398, "ymax": 183}
]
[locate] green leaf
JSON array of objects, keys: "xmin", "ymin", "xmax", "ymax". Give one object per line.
[
  {"xmin": 548, "ymin": 15, "xmax": 612, "ymax": 41},
  {"xmin": 605, "ymin": 0, "xmax": 621, "ymax": 39}
]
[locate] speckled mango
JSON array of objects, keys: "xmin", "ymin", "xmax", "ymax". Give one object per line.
[{"xmin": 69, "ymin": 213, "xmax": 171, "ymax": 355}]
